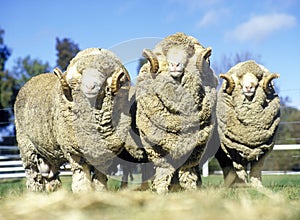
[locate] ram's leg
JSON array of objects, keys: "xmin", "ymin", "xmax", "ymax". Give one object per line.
[
  {"xmin": 24, "ymin": 168, "xmax": 45, "ymax": 192},
  {"xmin": 23, "ymin": 156, "xmax": 61, "ymax": 192},
  {"xmin": 92, "ymin": 169, "xmax": 108, "ymax": 191},
  {"xmin": 178, "ymin": 166, "xmax": 202, "ymax": 191},
  {"xmin": 140, "ymin": 162, "xmax": 155, "ymax": 190},
  {"xmin": 249, "ymin": 153, "xmax": 269, "ymax": 188},
  {"xmin": 35, "ymin": 155, "xmax": 62, "ymax": 192},
  {"xmin": 17, "ymin": 137, "xmax": 46, "ymax": 191},
  {"xmin": 233, "ymin": 161, "xmax": 248, "ymax": 186},
  {"xmin": 44, "ymin": 177, "xmax": 62, "ymax": 192},
  {"xmin": 215, "ymin": 147, "xmax": 237, "ymax": 187},
  {"xmin": 67, "ymin": 154, "xmax": 93, "ymax": 192},
  {"xmin": 151, "ymin": 158, "xmax": 175, "ymax": 194}
]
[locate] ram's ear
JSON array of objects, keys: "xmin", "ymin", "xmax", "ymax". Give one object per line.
[{"xmin": 53, "ymin": 67, "xmax": 73, "ymax": 101}]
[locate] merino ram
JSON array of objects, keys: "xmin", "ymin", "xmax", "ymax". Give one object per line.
[
  {"xmin": 215, "ymin": 60, "xmax": 280, "ymax": 187},
  {"xmin": 14, "ymin": 48, "xmax": 131, "ymax": 192},
  {"xmin": 134, "ymin": 32, "xmax": 218, "ymax": 193}
]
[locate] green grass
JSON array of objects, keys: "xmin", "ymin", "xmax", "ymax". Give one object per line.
[
  {"xmin": 0, "ymin": 175, "xmax": 299, "ymax": 220},
  {"xmin": 1, "ymin": 174, "xmax": 300, "ymax": 199}
]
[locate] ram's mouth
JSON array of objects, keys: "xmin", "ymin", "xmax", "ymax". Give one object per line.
[
  {"xmin": 244, "ymin": 92, "xmax": 254, "ymax": 97},
  {"xmin": 84, "ymin": 91, "xmax": 99, "ymax": 99},
  {"xmin": 170, "ymin": 70, "xmax": 184, "ymax": 78}
]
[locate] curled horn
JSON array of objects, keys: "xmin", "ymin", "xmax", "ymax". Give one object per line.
[
  {"xmin": 142, "ymin": 49, "xmax": 159, "ymax": 74},
  {"xmin": 219, "ymin": 73, "xmax": 235, "ymax": 95},
  {"xmin": 263, "ymin": 73, "xmax": 279, "ymax": 94},
  {"xmin": 53, "ymin": 67, "xmax": 73, "ymax": 101},
  {"xmin": 196, "ymin": 47, "xmax": 212, "ymax": 70},
  {"xmin": 111, "ymin": 67, "xmax": 131, "ymax": 94}
]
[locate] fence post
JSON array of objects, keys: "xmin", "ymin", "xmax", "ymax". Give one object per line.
[{"xmin": 202, "ymin": 160, "xmax": 209, "ymax": 177}]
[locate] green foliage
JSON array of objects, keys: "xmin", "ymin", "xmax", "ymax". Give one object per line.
[
  {"xmin": 55, "ymin": 37, "xmax": 80, "ymax": 71},
  {"xmin": 12, "ymin": 55, "xmax": 51, "ymax": 87},
  {"xmin": 0, "ymin": 29, "xmax": 11, "ymax": 72},
  {"xmin": 0, "ymin": 28, "xmax": 13, "ymax": 130},
  {"xmin": 276, "ymin": 106, "xmax": 300, "ymax": 144},
  {"xmin": 264, "ymin": 150, "xmax": 300, "ymax": 171},
  {"xmin": 0, "ymin": 55, "xmax": 51, "ymax": 110},
  {"xmin": 0, "ymin": 70, "xmax": 19, "ymax": 108}
]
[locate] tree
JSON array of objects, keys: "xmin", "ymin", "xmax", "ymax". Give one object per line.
[
  {"xmin": 0, "ymin": 55, "xmax": 50, "ymax": 144},
  {"xmin": 55, "ymin": 37, "xmax": 80, "ymax": 71},
  {"xmin": 212, "ymin": 51, "xmax": 262, "ymax": 76},
  {"xmin": 0, "ymin": 28, "xmax": 12, "ymax": 130},
  {"xmin": 0, "ymin": 29, "xmax": 11, "ymax": 72},
  {"xmin": 1, "ymin": 55, "xmax": 51, "ymax": 108},
  {"xmin": 275, "ymin": 106, "xmax": 300, "ymax": 144},
  {"xmin": 12, "ymin": 55, "xmax": 51, "ymax": 88}
]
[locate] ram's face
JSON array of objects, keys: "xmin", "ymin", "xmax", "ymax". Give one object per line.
[
  {"xmin": 240, "ymin": 72, "xmax": 258, "ymax": 97},
  {"xmin": 166, "ymin": 47, "xmax": 188, "ymax": 78},
  {"xmin": 80, "ymin": 68, "xmax": 106, "ymax": 99}
]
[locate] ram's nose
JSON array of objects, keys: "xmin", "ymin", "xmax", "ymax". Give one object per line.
[{"xmin": 169, "ymin": 62, "xmax": 184, "ymax": 78}]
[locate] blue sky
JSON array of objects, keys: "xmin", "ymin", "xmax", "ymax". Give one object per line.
[{"xmin": 1, "ymin": 0, "xmax": 300, "ymax": 108}]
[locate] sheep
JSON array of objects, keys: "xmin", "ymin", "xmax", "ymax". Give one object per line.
[
  {"xmin": 14, "ymin": 48, "xmax": 131, "ymax": 192},
  {"xmin": 133, "ymin": 32, "xmax": 218, "ymax": 193},
  {"xmin": 215, "ymin": 60, "xmax": 280, "ymax": 187}
]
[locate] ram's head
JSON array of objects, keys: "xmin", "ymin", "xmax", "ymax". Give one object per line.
[
  {"xmin": 54, "ymin": 48, "xmax": 130, "ymax": 102},
  {"xmin": 142, "ymin": 45, "xmax": 212, "ymax": 81},
  {"xmin": 240, "ymin": 72, "xmax": 259, "ymax": 97},
  {"xmin": 220, "ymin": 61, "xmax": 279, "ymax": 98}
]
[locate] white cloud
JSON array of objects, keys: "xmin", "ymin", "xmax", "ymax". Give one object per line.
[
  {"xmin": 197, "ymin": 9, "xmax": 229, "ymax": 27},
  {"xmin": 197, "ymin": 11, "xmax": 217, "ymax": 27},
  {"xmin": 227, "ymin": 13, "xmax": 297, "ymax": 42}
]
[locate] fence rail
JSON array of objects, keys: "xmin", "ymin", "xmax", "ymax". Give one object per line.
[
  {"xmin": 0, "ymin": 145, "xmax": 300, "ymax": 179},
  {"xmin": 0, "ymin": 145, "xmax": 72, "ymax": 179}
]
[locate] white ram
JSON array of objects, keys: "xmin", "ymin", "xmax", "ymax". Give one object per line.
[
  {"xmin": 134, "ymin": 32, "xmax": 218, "ymax": 193},
  {"xmin": 215, "ymin": 60, "xmax": 280, "ymax": 187},
  {"xmin": 14, "ymin": 48, "xmax": 131, "ymax": 192}
]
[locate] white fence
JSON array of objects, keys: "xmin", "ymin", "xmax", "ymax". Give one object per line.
[
  {"xmin": 1, "ymin": 145, "xmax": 300, "ymax": 179},
  {"xmin": 0, "ymin": 146, "xmax": 72, "ymax": 179}
]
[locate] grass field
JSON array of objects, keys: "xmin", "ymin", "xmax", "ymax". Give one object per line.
[{"xmin": 0, "ymin": 175, "xmax": 299, "ymax": 220}]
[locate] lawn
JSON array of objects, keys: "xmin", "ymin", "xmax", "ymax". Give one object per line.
[{"xmin": 0, "ymin": 175, "xmax": 299, "ymax": 220}]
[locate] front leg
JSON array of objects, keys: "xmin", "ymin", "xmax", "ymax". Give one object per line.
[
  {"xmin": 233, "ymin": 161, "xmax": 248, "ymax": 186},
  {"xmin": 215, "ymin": 147, "xmax": 237, "ymax": 187},
  {"xmin": 92, "ymin": 168, "xmax": 108, "ymax": 191},
  {"xmin": 178, "ymin": 166, "xmax": 202, "ymax": 191},
  {"xmin": 151, "ymin": 158, "xmax": 175, "ymax": 194},
  {"xmin": 249, "ymin": 152, "xmax": 269, "ymax": 188},
  {"xmin": 34, "ymin": 155, "xmax": 62, "ymax": 192},
  {"xmin": 67, "ymin": 154, "xmax": 93, "ymax": 192}
]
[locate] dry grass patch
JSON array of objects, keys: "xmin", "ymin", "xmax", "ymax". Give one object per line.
[{"xmin": 0, "ymin": 186, "xmax": 299, "ymax": 220}]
